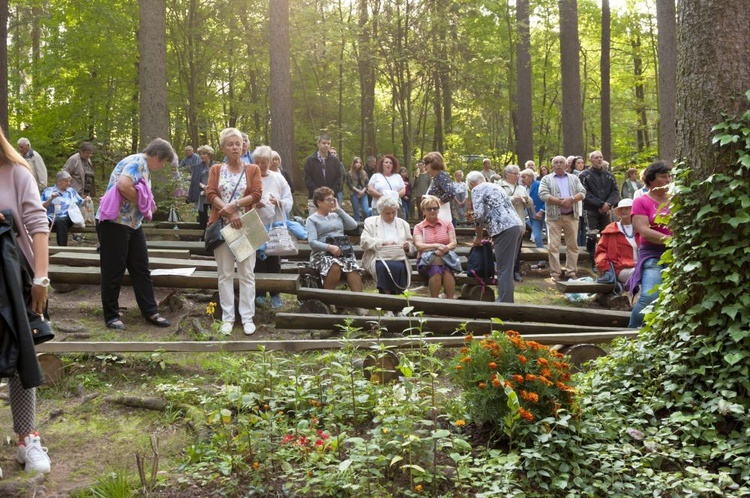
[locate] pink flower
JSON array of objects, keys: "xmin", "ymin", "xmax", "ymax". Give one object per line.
[{"xmin": 282, "ymin": 434, "xmax": 295, "ymax": 444}]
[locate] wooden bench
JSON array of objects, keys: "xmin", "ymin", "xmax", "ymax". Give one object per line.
[
  {"xmin": 49, "ymin": 246, "xmax": 191, "ymax": 259},
  {"xmin": 70, "ymin": 226, "xmax": 205, "ymax": 239},
  {"xmin": 295, "ymin": 288, "xmax": 631, "ymax": 328},
  {"xmin": 48, "ymin": 266, "xmax": 299, "ymax": 293}
]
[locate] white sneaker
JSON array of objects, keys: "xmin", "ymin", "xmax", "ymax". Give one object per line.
[
  {"xmin": 243, "ymin": 322, "xmax": 256, "ymax": 335},
  {"xmin": 219, "ymin": 322, "xmax": 234, "ymax": 335},
  {"xmin": 17, "ymin": 433, "xmax": 51, "ymax": 474}
]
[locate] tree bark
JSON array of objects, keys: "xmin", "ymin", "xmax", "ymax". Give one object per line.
[
  {"xmin": 632, "ymin": 35, "xmax": 649, "ymax": 152},
  {"xmin": 138, "ymin": 0, "xmax": 169, "ymax": 146},
  {"xmin": 516, "ymin": 0, "xmax": 533, "ymax": 163},
  {"xmin": 270, "ymin": 0, "xmax": 297, "ymax": 185},
  {"xmin": 357, "ymin": 0, "xmax": 378, "ymax": 159},
  {"xmin": 0, "ymin": 0, "xmax": 8, "ymax": 136},
  {"xmin": 656, "ymin": 0, "xmax": 676, "ymax": 163},
  {"xmin": 600, "ymin": 0, "xmax": 611, "ymax": 162},
  {"xmin": 558, "ymin": 0, "xmax": 585, "ymax": 156}
]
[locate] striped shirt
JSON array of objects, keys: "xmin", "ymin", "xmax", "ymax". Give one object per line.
[{"xmin": 413, "ymin": 218, "xmax": 455, "ymax": 257}]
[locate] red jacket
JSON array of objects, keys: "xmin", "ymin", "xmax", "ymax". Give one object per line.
[{"xmin": 594, "ymin": 222, "xmax": 637, "ymax": 276}]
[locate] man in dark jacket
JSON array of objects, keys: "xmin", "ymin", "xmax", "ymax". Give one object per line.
[
  {"xmin": 578, "ymin": 150, "xmax": 620, "ymax": 254},
  {"xmin": 303, "ymin": 134, "xmax": 344, "ymax": 213}
]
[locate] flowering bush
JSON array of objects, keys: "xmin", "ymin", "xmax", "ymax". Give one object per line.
[{"xmin": 451, "ymin": 330, "xmax": 577, "ymax": 430}]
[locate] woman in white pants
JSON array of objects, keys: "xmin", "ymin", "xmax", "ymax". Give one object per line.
[{"xmin": 205, "ymin": 128, "xmax": 262, "ymax": 335}]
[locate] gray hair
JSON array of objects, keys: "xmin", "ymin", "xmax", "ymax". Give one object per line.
[
  {"xmin": 219, "ymin": 128, "xmax": 243, "ymax": 147},
  {"xmin": 271, "ymin": 150, "xmax": 281, "ymax": 161},
  {"xmin": 18, "ymin": 137, "xmax": 30, "ymax": 147},
  {"xmin": 377, "ymin": 195, "xmax": 401, "ymax": 212},
  {"xmin": 520, "ymin": 168, "xmax": 535, "ymax": 178},
  {"xmin": 56, "ymin": 170, "xmax": 72, "ymax": 182},
  {"xmin": 197, "ymin": 145, "xmax": 214, "ymax": 157},
  {"xmin": 503, "ymin": 164, "xmax": 520, "ymax": 178},
  {"xmin": 466, "ymin": 171, "xmax": 485, "ymax": 190},
  {"xmin": 143, "ymin": 138, "xmax": 176, "ymax": 162},
  {"xmin": 252, "ymin": 145, "xmax": 273, "ymax": 163}
]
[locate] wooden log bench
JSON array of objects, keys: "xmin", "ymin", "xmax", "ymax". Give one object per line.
[
  {"xmin": 276, "ymin": 313, "xmax": 632, "ymax": 337},
  {"xmin": 49, "ymin": 246, "xmax": 191, "ymax": 259},
  {"xmin": 48, "ymin": 266, "xmax": 299, "ymax": 293},
  {"xmin": 70, "ymin": 226, "xmax": 205, "ymax": 239},
  {"xmin": 295, "ymin": 288, "xmax": 630, "ymax": 328}
]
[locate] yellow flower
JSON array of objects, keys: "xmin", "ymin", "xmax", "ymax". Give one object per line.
[
  {"xmin": 252, "ymin": 461, "xmax": 259, "ymax": 470},
  {"xmin": 382, "ymin": 427, "xmax": 389, "ymax": 434},
  {"xmin": 415, "ymin": 484, "xmax": 423, "ymax": 492},
  {"xmin": 454, "ymin": 419, "xmax": 466, "ymax": 427},
  {"xmin": 206, "ymin": 302, "xmax": 216, "ymax": 315}
]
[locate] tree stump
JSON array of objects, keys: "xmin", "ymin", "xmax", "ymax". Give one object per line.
[
  {"xmin": 37, "ymin": 353, "xmax": 63, "ymax": 385},
  {"xmin": 554, "ymin": 344, "xmax": 607, "ymax": 371},
  {"xmin": 363, "ymin": 351, "xmax": 400, "ymax": 384},
  {"xmin": 460, "ymin": 283, "xmax": 495, "ymax": 302}
]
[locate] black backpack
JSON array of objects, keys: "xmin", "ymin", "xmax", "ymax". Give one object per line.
[{"xmin": 466, "ymin": 240, "xmax": 496, "ymax": 283}]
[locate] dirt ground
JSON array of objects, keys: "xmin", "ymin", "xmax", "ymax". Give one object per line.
[{"xmin": 0, "ymin": 241, "xmax": 600, "ymax": 496}]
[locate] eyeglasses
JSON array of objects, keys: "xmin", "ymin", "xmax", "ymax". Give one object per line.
[
  {"xmin": 425, "ymin": 207, "xmax": 439, "ymax": 212},
  {"xmin": 324, "ymin": 198, "xmax": 336, "ymax": 203}
]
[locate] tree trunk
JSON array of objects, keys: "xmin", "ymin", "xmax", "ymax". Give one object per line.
[
  {"xmin": 632, "ymin": 35, "xmax": 650, "ymax": 152},
  {"xmin": 138, "ymin": 0, "xmax": 169, "ymax": 146},
  {"xmin": 558, "ymin": 0, "xmax": 585, "ymax": 156},
  {"xmin": 656, "ymin": 0, "xmax": 676, "ymax": 163},
  {"xmin": 0, "ymin": 0, "xmax": 8, "ymax": 136},
  {"xmin": 357, "ymin": 0, "xmax": 378, "ymax": 159},
  {"xmin": 515, "ymin": 0, "xmax": 533, "ymax": 163},
  {"xmin": 600, "ymin": 0, "xmax": 611, "ymax": 162},
  {"xmin": 269, "ymin": 0, "xmax": 297, "ymax": 185}
]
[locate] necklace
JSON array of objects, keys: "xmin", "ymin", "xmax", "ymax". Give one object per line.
[{"xmin": 619, "ymin": 222, "xmax": 634, "ymax": 238}]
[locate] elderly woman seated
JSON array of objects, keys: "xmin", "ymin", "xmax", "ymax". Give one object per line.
[
  {"xmin": 40, "ymin": 170, "xmax": 88, "ymax": 246},
  {"xmin": 305, "ymin": 186, "xmax": 364, "ymax": 294},
  {"xmin": 413, "ymin": 194, "xmax": 460, "ymax": 299},
  {"xmin": 361, "ymin": 195, "xmax": 415, "ymax": 295},
  {"xmin": 595, "ymin": 198, "xmax": 637, "ymax": 284}
]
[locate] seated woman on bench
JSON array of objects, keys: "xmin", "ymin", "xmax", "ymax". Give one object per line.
[
  {"xmin": 594, "ymin": 198, "xmax": 637, "ymax": 284},
  {"xmin": 305, "ymin": 187, "xmax": 365, "ymax": 306}
]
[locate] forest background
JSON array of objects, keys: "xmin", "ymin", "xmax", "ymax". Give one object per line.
[{"xmin": 6, "ymin": 0, "xmax": 666, "ymax": 192}]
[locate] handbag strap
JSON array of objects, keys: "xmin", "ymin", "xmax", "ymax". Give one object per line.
[
  {"xmin": 227, "ymin": 166, "xmax": 246, "ymax": 204},
  {"xmin": 377, "ymin": 256, "xmax": 409, "ymax": 291}
]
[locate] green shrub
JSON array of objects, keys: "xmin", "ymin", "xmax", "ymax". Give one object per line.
[{"xmin": 451, "ymin": 330, "xmax": 577, "ymax": 432}]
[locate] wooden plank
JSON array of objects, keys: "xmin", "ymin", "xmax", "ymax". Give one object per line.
[
  {"xmin": 70, "ymin": 226, "xmax": 205, "ymax": 238},
  {"xmin": 36, "ymin": 330, "xmax": 637, "ymax": 354},
  {"xmin": 50, "ymin": 252, "xmax": 217, "ymax": 271},
  {"xmin": 49, "ymin": 246, "xmax": 191, "ymax": 259},
  {"xmin": 48, "ymin": 266, "xmax": 299, "ymax": 293},
  {"xmin": 276, "ymin": 313, "xmax": 626, "ymax": 336},
  {"xmin": 296, "ymin": 288, "xmax": 630, "ymax": 328},
  {"xmin": 556, "ymin": 280, "xmax": 616, "ymax": 294}
]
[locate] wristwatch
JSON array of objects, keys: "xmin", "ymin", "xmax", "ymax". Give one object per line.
[{"xmin": 32, "ymin": 276, "xmax": 50, "ymax": 287}]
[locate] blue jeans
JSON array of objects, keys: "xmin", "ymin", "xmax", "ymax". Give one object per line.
[
  {"xmin": 530, "ymin": 216, "xmax": 545, "ymax": 248},
  {"xmin": 628, "ymin": 257, "xmax": 663, "ymax": 328},
  {"xmin": 350, "ymin": 194, "xmax": 371, "ymax": 221},
  {"xmin": 401, "ymin": 199, "xmax": 410, "ymax": 221}
]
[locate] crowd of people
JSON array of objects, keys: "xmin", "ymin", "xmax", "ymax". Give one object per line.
[{"xmin": 1, "ymin": 124, "xmax": 673, "ymax": 479}]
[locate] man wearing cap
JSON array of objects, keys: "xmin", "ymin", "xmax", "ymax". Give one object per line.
[{"xmin": 594, "ymin": 198, "xmax": 638, "ymax": 284}]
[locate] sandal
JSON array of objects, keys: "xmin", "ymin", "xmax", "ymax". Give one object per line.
[
  {"xmin": 145, "ymin": 314, "xmax": 171, "ymax": 328},
  {"xmin": 106, "ymin": 319, "xmax": 126, "ymax": 330}
]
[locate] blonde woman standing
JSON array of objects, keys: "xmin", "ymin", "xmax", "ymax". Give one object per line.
[{"xmin": 205, "ymin": 128, "xmax": 263, "ymax": 335}]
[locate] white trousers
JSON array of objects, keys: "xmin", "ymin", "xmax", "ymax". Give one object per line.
[{"xmin": 214, "ymin": 243, "xmax": 256, "ymax": 324}]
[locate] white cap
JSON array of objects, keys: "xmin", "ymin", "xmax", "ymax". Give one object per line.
[{"xmin": 616, "ymin": 198, "xmax": 633, "ymax": 210}]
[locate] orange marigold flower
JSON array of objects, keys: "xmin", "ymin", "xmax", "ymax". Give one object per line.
[
  {"xmin": 517, "ymin": 354, "xmax": 528, "ymax": 365},
  {"xmin": 525, "ymin": 374, "xmax": 537, "ymax": 382},
  {"xmin": 518, "ymin": 407, "xmax": 534, "ymax": 421},
  {"xmin": 455, "ymin": 365, "xmax": 463, "ymax": 370},
  {"xmin": 491, "ymin": 378, "xmax": 502, "ymax": 388},
  {"xmin": 478, "ymin": 382, "xmax": 487, "ymax": 389},
  {"xmin": 506, "ymin": 330, "xmax": 521, "ymax": 338},
  {"xmin": 512, "ymin": 374, "xmax": 525, "ymax": 383},
  {"xmin": 556, "ymin": 381, "xmax": 567, "ymax": 390},
  {"xmin": 526, "ymin": 340, "xmax": 542, "ymax": 350},
  {"xmin": 537, "ymin": 357, "xmax": 549, "ymax": 367},
  {"xmin": 560, "ymin": 372, "xmax": 571, "ymax": 381},
  {"xmin": 460, "ymin": 356, "xmax": 473, "ymax": 363},
  {"xmin": 541, "ymin": 368, "xmax": 552, "ymax": 378},
  {"xmin": 454, "ymin": 419, "xmax": 466, "ymax": 427},
  {"xmin": 460, "ymin": 347, "xmax": 469, "ymax": 353},
  {"xmin": 504, "ymin": 380, "xmax": 514, "ymax": 388},
  {"xmin": 538, "ymin": 376, "xmax": 553, "ymax": 386},
  {"xmin": 464, "ymin": 334, "xmax": 474, "ymax": 342},
  {"xmin": 521, "ymin": 390, "xmax": 539, "ymax": 403},
  {"xmin": 551, "ymin": 350, "xmax": 565, "ymax": 358},
  {"xmin": 488, "ymin": 362, "xmax": 498, "ymax": 370}
]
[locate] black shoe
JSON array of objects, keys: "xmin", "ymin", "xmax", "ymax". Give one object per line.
[
  {"xmin": 145, "ymin": 314, "xmax": 171, "ymax": 328},
  {"xmin": 514, "ymin": 272, "xmax": 524, "ymax": 282},
  {"xmin": 106, "ymin": 319, "xmax": 126, "ymax": 330}
]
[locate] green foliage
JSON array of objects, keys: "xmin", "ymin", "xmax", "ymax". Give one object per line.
[{"xmin": 451, "ymin": 330, "xmax": 577, "ymax": 438}]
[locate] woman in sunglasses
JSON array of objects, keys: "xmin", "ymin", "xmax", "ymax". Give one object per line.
[{"xmin": 413, "ymin": 195, "xmax": 459, "ymax": 299}]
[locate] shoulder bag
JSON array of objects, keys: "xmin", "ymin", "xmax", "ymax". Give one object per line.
[
  {"xmin": 204, "ymin": 167, "xmax": 245, "ymax": 252},
  {"xmin": 266, "ymin": 205, "xmax": 298, "ymax": 257}
]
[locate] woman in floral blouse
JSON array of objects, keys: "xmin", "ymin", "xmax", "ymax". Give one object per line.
[{"xmin": 423, "ymin": 151, "xmax": 455, "ymax": 222}]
